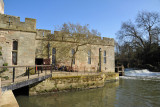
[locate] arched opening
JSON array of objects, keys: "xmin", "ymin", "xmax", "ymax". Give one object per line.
[{"xmin": 12, "ymin": 41, "xmax": 18, "ymax": 65}]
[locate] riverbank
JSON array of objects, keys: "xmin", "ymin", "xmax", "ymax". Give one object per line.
[
  {"xmin": 0, "ymin": 72, "xmax": 118, "ymax": 107},
  {"xmin": 16, "ymin": 76, "xmax": 160, "ymax": 107},
  {"xmin": 29, "ymin": 72, "xmax": 119, "ymax": 96}
]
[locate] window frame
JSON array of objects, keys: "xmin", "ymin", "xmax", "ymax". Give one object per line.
[
  {"xmin": 88, "ymin": 50, "xmax": 91, "ymax": 64},
  {"xmin": 104, "ymin": 50, "xmax": 106, "ymax": 64},
  {"xmin": 72, "ymin": 49, "xmax": 75, "ymax": 64},
  {"xmin": 12, "ymin": 40, "xmax": 18, "ymax": 65}
]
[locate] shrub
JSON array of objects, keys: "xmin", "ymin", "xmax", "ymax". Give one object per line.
[
  {"xmin": 3, "ymin": 76, "xmax": 9, "ymax": 80},
  {"xmin": 3, "ymin": 63, "xmax": 8, "ymax": 66},
  {"xmin": 25, "ymin": 67, "xmax": 36, "ymax": 75},
  {"xmin": 3, "ymin": 63, "xmax": 8, "ymax": 71}
]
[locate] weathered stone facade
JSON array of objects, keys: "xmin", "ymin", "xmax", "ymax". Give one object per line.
[
  {"xmin": 36, "ymin": 30, "xmax": 115, "ymax": 72},
  {"xmin": 0, "ymin": 4, "xmax": 115, "ymax": 79},
  {"xmin": 0, "ymin": 14, "xmax": 36, "ymax": 78},
  {"xmin": 0, "ymin": 0, "xmax": 4, "ymax": 14}
]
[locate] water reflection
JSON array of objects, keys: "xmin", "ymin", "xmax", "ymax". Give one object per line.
[
  {"xmin": 16, "ymin": 81, "xmax": 119, "ymax": 107},
  {"xmin": 115, "ymin": 79, "xmax": 160, "ymax": 107},
  {"xmin": 16, "ymin": 79, "xmax": 160, "ymax": 107}
]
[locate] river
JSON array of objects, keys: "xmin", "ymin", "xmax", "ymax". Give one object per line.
[{"xmin": 16, "ymin": 69, "xmax": 160, "ymax": 107}]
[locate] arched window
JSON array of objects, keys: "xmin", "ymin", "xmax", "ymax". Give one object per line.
[
  {"xmin": 88, "ymin": 50, "xmax": 91, "ymax": 64},
  {"xmin": 13, "ymin": 41, "xmax": 18, "ymax": 50},
  {"xmin": 104, "ymin": 50, "xmax": 106, "ymax": 64},
  {"xmin": 72, "ymin": 49, "xmax": 75, "ymax": 64},
  {"xmin": 12, "ymin": 41, "xmax": 18, "ymax": 65}
]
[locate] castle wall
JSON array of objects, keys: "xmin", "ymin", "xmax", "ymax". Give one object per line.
[
  {"xmin": 35, "ymin": 30, "xmax": 115, "ymax": 72},
  {"xmin": 0, "ymin": 0, "xmax": 4, "ymax": 14},
  {"xmin": 0, "ymin": 14, "xmax": 36, "ymax": 79},
  {"xmin": 0, "ymin": 14, "xmax": 36, "ymax": 32},
  {"xmin": 0, "ymin": 12, "xmax": 115, "ymax": 79}
]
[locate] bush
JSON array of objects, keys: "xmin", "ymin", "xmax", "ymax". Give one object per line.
[
  {"xmin": 3, "ymin": 76, "xmax": 9, "ymax": 80},
  {"xmin": 3, "ymin": 63, "xmax": 8, "ymax": 66},
  {"xmin": 0, "ymin": 51, "xmax": 2, "ymax": 56},
  {"xmin": 3, "ymin": 63, "xmax": 8, "ymax": 71},
  {"xmin": 29, "ymin": 67, "xmax": 36, "ymax": 75},
  {"xmin": 25, "ymin": 67, "xmax": 36, "ymax": 75}
]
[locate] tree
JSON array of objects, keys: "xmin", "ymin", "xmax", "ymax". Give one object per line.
[
  {"xmin": 47, "ymin": 23, "xmax": 101, "ymax": 69},
  {"xmin": 117, "ymin": 11, "xmax": 160, "ymax": 48},
  {"xmin": 116, "ymin": 11, "xmax": 160, "ymax": 68}
]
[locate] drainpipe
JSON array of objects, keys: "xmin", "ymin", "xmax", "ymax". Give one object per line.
[{"xmin": 99, "ymin": 48, "xmax": 101, "ymax": 72}]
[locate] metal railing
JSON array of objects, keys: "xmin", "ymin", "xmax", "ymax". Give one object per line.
[
  {"xmin": 0, "ymin": 65, "xmax": 53, "ymax": 83},
  {"xmin": 0, "ymin": 64, "xmax": 101, "ymax": 86},
  {"xmin": 115, "ymin": 65, "xmax": 124, "ymax": 73}
]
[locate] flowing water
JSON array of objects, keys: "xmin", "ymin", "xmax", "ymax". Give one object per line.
[{"xmin": 16, "ymin": 69, "xmax": 160, "ymax": 107}]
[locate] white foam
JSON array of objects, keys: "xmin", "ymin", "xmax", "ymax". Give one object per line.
[{"xmin": 121, "ymin": 69, "xmax": 160, "ymax": 81}]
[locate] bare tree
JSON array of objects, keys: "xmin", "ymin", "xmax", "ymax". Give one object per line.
[
  {"xmin": 117, "ymin": 11, "xmax": 160, "ymax": 49},
  {"xmin": 116, "ymin": 11, "xmax": 160, "ymax": 68},
  {"xmin": 45, "ymin": 23, "xmax": 101, "ymax": 69}
]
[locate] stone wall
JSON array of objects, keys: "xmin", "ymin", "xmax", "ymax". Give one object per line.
[
  {"xmin": 36, "ymin": 30, "xmax": 114, "ymax": 46},
  {"xmin": 0, "ymin": 0, "xmax": 4, "ymax": 14},
  {"xmin": 0, "ymin": 14, "xmax": 37, "ymax": 79},
  {"xmin": 29, "ymin": 73, "xmax": 119, "ymax": 95},
  {"xmin": 0, "ymin": 30, "xmax": 36, "ymax": 79},
  {"xmin": 35, "ymin": 40, "xmax": 115, "ymax": 72},
  {"xmin": 0, "ymin": 14, "xmax": 36, "ymax": 32},
  {"xmin": 35, "ymin": 30, "xmax": 115, "ymax": 72}
]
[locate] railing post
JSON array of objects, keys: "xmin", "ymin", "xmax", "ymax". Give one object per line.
[
  {"xmin": 51, "ymin": 65, "xmax": 52, "ymax": 74},
  {"xmin": 35, "ymin": 66, "xmax": 37, "ymax": 74},
  {"xmin": 13, "ymin": 67, "xmax": 15, "ymax": 83},
  {"xmin": 26, "ymin": 67, "xmax": 27, "ymax": 73},
  {"xmin": 45, "ymin": 66, "xmax": 46, "ymax": 76},
  {"xmin": 28, "ymin": 67, "xmax": 29, "ymax": 79},
  {"xmin": 41, "ymin": 66, "xmax": 43, "ymax": 73},
  {"xmin": 38, "ymin": 68, "xmax": 39, "ymax": 77}
]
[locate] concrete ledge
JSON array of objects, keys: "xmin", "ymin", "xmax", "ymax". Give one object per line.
[
  {"xmin": 0, "ymin": 90, "xmax": 19, "ymax": 107},
  {"xmin": 29, "ymin": 73, "xmax": 119, "ymax": 95},
  {"xmin": 2, "ymin": 74, "xmax": 52, "ymax": 92}
]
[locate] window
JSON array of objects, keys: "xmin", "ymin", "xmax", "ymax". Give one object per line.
[
  {"xmin": 88, "ymin": 50, "xmax": 91, "ymax": 64},
  {"xmin": 72, "ymin": 49, "xmax": 75, "ymax": 64},
  {"xmin": 43, "ymin": 32, "xmax": 44, "ymax": 37},
  {"xmin": 52, "ymin": 48, "xmax": 56, "ymax": 65},
  {"xmin": 104, "ymin": 50, "xmax": 106, "ymax": 64},
  {"xmin": 12, "ymin": 41, "xmax": 18, "ymax": 65}
]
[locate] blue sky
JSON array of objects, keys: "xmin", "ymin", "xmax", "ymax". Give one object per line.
[{"xmin": 4, "ymin": 0, "xmax": 160, "ymax": 39}]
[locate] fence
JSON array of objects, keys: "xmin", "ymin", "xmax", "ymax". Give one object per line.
[
  {"xmin": 115, "ymin": 65, "xmax": 124, "ymax": 73},
  {"xmin": 0, "ymin": 65, "xmax": 53, "ymax": 84},
  {"xmin": 0, "ymin": 65, "xmax": 101, "ymax": 84}
]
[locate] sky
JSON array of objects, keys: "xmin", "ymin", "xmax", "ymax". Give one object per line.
[{"xmin": 3, "ymin": 0, "xmax": 160, "ymax": 39}]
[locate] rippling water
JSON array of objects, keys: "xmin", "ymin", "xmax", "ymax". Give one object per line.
[{"xmin": 16, "ymin": 69, "xmax": 160, "ymax": 107}]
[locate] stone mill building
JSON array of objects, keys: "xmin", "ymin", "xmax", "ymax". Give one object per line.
[{"xmin": 0, "ymin": 0, "xmax": 115, "ymax": 77}]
